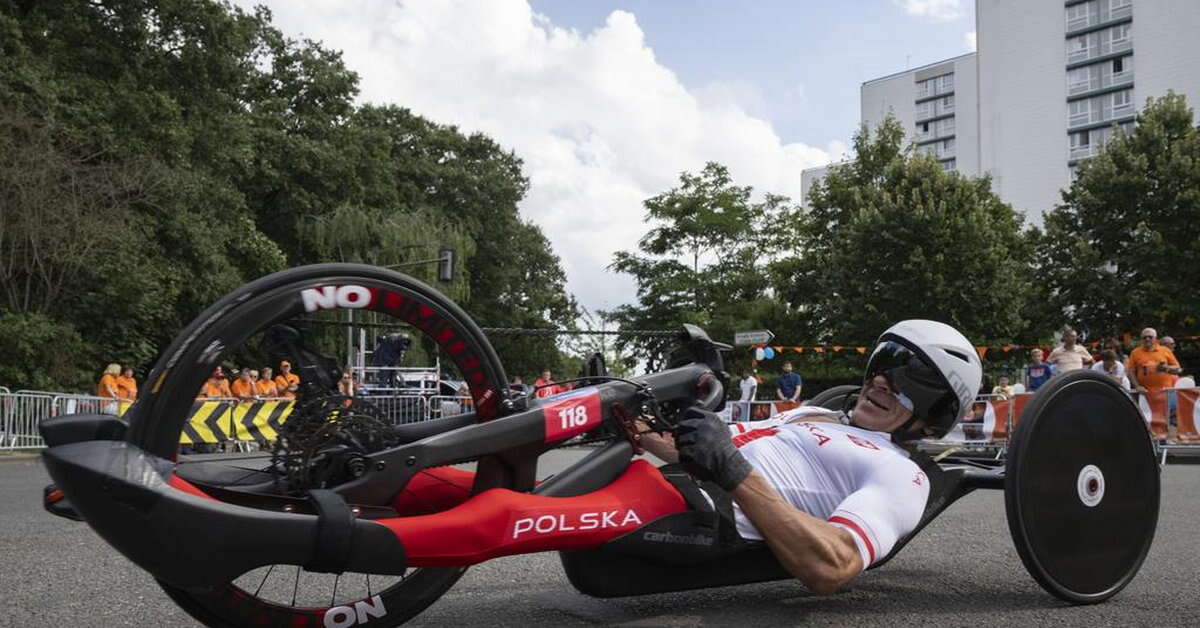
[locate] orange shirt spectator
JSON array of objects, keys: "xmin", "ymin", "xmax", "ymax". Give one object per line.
[
  {"xmin": 200, "ymin": 367, "xmax": 232, "ymax": 399},
  {"xmin": 116, "ymin": 367, "xmax": 138, "ymax": 401},
  {"xmin": 1127, "ymin": 328, "xmax": 1181, "ymax": 393},
  {"xmin": 232, "ymin": 371, "xmax": 256, "ymax": 400},
  {"xmin": 97, "ymin": 363, "xmax": 121, "ymax": 398},
  {"xmin": 274, "ymin": 361, "xmax": 300, "ymax": 399},
  {"xmin": 257, "ymin": 367, "xmax": 279, "ymax": 398}
]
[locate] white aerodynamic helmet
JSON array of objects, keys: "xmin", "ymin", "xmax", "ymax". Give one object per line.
[{"xmin": 864, "ymin": 320, "xmax": 983, "ymax": 439}]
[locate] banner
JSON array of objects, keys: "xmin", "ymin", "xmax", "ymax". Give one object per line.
[
  {"xmin": 1175, "ymin": 388, "xmax": 1200, "ymax": 442},
  {"xmin": 1135, "ymin": 390, "xmax": 1169, "ymax": 440}
]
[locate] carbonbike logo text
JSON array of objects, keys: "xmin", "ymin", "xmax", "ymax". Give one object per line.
[
  {"xmin": 641, "ymin": 530, "xmax": 715, "ymax": 546},
  {"xmin": 323, "ymin": 595, "xmax": 387, "ymax": 627},
  {"xmin": 302, "ymin": 285, "xmax": 373, "ymax": 313},
  {"xmin": 512, "ymin": 510, "xmax": 642, "ymax": 539}
]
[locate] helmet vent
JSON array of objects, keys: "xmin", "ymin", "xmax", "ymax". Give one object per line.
[{"xmin": 945, "ymin": 350, "xmax": 971, "ymax": 363}]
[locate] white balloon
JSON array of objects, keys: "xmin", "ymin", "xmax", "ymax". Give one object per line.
[{"xmin": 754, "ymin": 347, "xmax": 765, "ymax": 361}]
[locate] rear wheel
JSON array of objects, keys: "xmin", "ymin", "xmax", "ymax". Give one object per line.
[{"xmin": 124, "ymin": 263, "xmax": 511, "ymax": 626}]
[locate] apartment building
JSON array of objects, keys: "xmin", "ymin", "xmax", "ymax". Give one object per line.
[{"xmin": 802, "ymin": 0, "xmax": 1200, "ymax": 218}]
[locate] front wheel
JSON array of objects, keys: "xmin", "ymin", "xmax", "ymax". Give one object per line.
[{"xmin": 126, "ymin": 263, "xmax": 512, "ymax": 626}]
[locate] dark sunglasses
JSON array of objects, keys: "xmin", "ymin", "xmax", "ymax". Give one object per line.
[{"xmin": 866, "ymin": 341, "xmax": 958, "ymax": 425}]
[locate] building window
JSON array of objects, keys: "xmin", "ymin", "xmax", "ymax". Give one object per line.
[
  {"xmin": 939, "ymin": 74, "xmax": 954, "ymax": 92},
  {"xmin": 943, "ymin": 94, "xmax": 955, "ymax": 112},
  {"xmin": 1109, "ymin": 23, "xmax": 1131, "ymax": 47},
  {"xmin": 916, "ymin": 78, "xmax": 931, "ymax": 99},
  {"xmin": 942, "ymin": 159, "xmax": 956, "ymax": 171},
  {"xmin": 1112, "ymin": 57, "xmax": 1123, "ymax": 73},
  {"xmin": 1066, "ymin": 2, "xmax": 1095, "ymax": 31},
  {"xmin": 1069, "ymin": 99, "xmax": 1092, "ymax": 127},
  {"xmin": 1111, "ymin": 89, "xmax": 1133, "ymax": 117}
]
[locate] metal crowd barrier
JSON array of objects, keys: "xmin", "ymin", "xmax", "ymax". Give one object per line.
[
  {"xmin": 4, "ymin": 386, "xmax": 1197, "ymax": 455},
  {"xmin": 1, "ymin": 392, "xmax": 55, "ymax": 450}
]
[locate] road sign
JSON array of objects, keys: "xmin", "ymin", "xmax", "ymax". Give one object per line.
[{"xmin": 734, "ymin": 330, "xmax": 775, "ymax": 346}]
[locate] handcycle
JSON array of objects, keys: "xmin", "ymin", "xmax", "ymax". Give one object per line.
[{"xmin": 39, "ymin": 264, "xmax": 1160, "ymax": 627}]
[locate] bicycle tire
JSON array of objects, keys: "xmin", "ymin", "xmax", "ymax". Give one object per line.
[{"xmin": 124, "ymin": 263, "xmax": 511, "ymax": 627}]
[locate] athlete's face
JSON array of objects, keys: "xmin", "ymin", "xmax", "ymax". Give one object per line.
[{"xmin": 852, "ymin": 374, "xmax": 916, "ymax": 433}]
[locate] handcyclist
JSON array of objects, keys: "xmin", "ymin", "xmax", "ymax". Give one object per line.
[{"xmin": 639, "ymin": 319, "xmax": 981, "ymax": 595}]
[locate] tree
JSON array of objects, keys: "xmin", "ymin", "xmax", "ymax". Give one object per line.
[
  {"xmin": 608, "ymin": 162, "xmax": 795, "ymax": 370},
  {"xmin": 0, "ymin": 0, "xmax": 577, "ymax": 389},
  {"xmin": 795, "ymin": 117, "xmax": 1034, "ymax": 345},
  {"xmin": 1040, "ymin": 92, "xmax": 1200, "ymax": 337}
]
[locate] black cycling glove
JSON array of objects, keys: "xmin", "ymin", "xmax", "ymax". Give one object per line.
[{"xmin": 674, "ymin": 407, "xmax": 753, "ymax": 492}]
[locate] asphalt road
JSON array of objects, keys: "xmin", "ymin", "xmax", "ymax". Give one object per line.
[{"xmin": 4, "ymin": 450, "xmax": 1199, "ymax": 627}]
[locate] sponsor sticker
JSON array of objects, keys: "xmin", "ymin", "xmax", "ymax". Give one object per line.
[{"xmin": 541, "ymin": 387, "xmax": 602, "ymax": 442}]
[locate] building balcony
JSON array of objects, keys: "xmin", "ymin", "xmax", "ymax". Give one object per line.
[
  {"xmin": 1067, "ymin": 36, "xmax": 1132, "ymax": 65},
  {"xmin": 1068, "ymin": 68, "xmax": 1133, "ymax": 96},
  {"xmin": 1069, "ymin": 104, "xmax": 1135, "ymax": 130},
  {"xmin": 1069, "ymin": 143, "xmax": 1100, "ymax": 160},
  {"xmin": 1066, "ymin": 4, "xmax": 1133, "ymax": 34}
]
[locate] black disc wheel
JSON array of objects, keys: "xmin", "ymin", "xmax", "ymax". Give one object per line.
[
  {"xmin": 123, "ymin": 264, "xmax": 511, "ymax": 626},
  {"xmin": 1004, "ymin": 369, "xmax": 1160, "ymax": 604}
]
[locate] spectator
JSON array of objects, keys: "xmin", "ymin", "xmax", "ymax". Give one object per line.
[
  {"xmin": 738, "ymin": 371, "xmax": 758, "ymax": 422},
  {"xmin": 200, "ymin": 366, "xmax": 232, "ymax": 399},
  {"xmin": 1127, "ymin": 327, "xmax": 1181, "ymax": 395},
  {"xmin": 97, "ymin": 363, "xmax": 121, "ymax": 399},
  {"xmin": 1160, "ymin": 336, "xmax": 1181, "ymax": 386},
  {"xmin": 1023, "ymin": 348, "xmax": 1055, "ymax": 392},
  {"xmin": 534, "ymin": 370, "xmax": 561, "ymax": 399},
  {"xmin": 231, "ymin": 369, "xmax": 256, "ymax": 401},
  {"xmin": 274, "ymin": 361, "xmax": 300, "ymax": 399},
  {"xmin": 338, "ymin": 369, "xmax": 356, "ymax": 398},
  {"xmin": 1047, "ymin": 328, "xmax": 1094, "ymax": 373},
  {"xmin": 991, "ymin": 376, "xmax": 1015, "ymax": 399},
  {"xmin": 775, "ymin": 361, "xmax": 802, "ymax": 403},
  {"xmin": 456, "ymin": 382, "xmax": 472, "ymax": 413},
  {"xmin": 257, "ymin": 367, "xmax": 279, "ymax": 398},
  {"xmin": 116, "ymin": 366, "xmax": 138, "ymax": 402},
  {"xmin": 508, "ymin": 376, "xmax": 527, "ymax": 397},
  {"xmin": 1091, "ymin": 349, "xmax": 1130, "ymax": 390}
]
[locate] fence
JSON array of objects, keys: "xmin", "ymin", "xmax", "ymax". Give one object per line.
[
  {"xmin": 9, "ymin": 386, "xmax": 1200, "ymax": 454},
  {"xmin": 0, "ymin": 391, "xmax": 476, "ymax": 451}
]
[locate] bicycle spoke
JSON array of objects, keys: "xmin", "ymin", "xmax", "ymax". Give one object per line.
[
  {"xmin": 366, "ymin": 573, "xmax": 372, "ymax": 597},
  {"xmin": 331, "ymin": 574, "xmax": 340, "ymax": 606}
]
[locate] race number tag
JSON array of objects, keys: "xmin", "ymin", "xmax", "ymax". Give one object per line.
[{"xmin": 541, "ymin": 387, "xmax": 602, "ymax": 442}]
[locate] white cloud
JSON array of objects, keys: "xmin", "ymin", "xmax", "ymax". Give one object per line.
[
  {"xmin": 964, "ymin": 31, "xmax": 977, "ymax": 52},
  {"xmin": 894, "ymin": 0, "xmax": 963, "ymax": 22},
  {"xmin": 236, "ymin": 0, "xmax": 839, "ymax": 311}
]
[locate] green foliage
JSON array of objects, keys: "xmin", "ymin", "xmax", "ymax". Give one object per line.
[
  {"xmin": 0, "ymin": 312, "xmax": 93, "ymax": 391},
  {"xmin": 1040, "ymin": 92, "xmax": 1200, "ymax": 337},
  {"xmin": 0, "ymin": 0, "xmax": 573, "ymax": 390},
  {"xmin": 608, "ymin": 162, "xmax": 798, "ymax": 369},
  {"xmin": 796, "ymin": 117, "xmax": 1034, "ymax": 344}
]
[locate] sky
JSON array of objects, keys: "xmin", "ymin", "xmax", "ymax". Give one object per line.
[{"xmin": 235, "ymin": 0, "xmax": 977, "ymax": 313}]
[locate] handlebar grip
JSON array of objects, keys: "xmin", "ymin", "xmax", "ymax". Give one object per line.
[{"xmin": 695, "ymin": 371, "xmax": 724, "ymax": 411}]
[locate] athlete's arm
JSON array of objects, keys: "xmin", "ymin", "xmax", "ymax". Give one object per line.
[{"xmin": 731, "ymin": 472, "xmax": 862, "ymax": 594}]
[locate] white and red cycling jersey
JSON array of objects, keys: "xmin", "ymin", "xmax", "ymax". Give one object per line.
[{"xmin": 725, "ymin": 406, "xmax": 929, "ymax": 572}]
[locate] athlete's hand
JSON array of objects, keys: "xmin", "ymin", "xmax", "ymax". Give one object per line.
[{"xmin": 674, "ymin": 407, "xmax": 752, "ymax": 491}]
